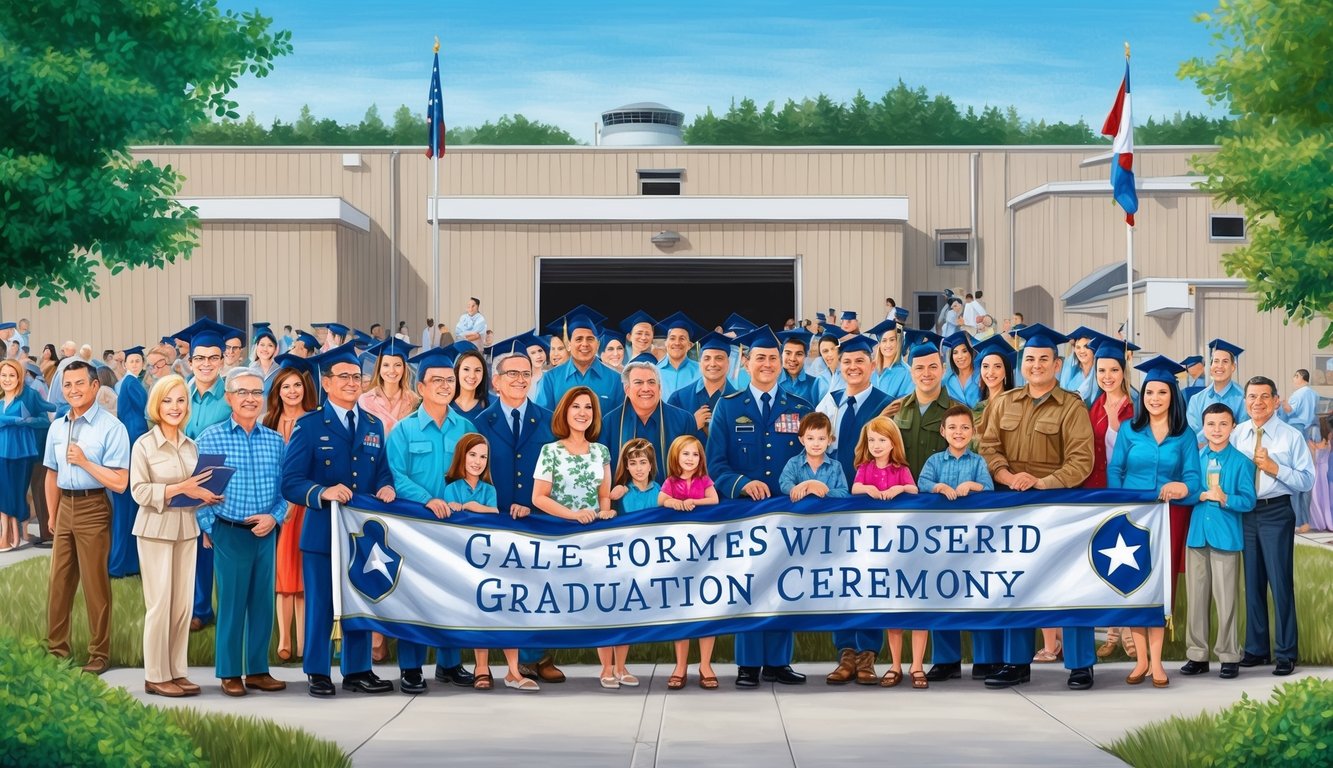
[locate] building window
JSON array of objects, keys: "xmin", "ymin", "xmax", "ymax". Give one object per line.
[
  {"xmin": 192, "ymin": 296, "xmax": 250, "ymax": 331},
  {"xmin": 938, "ymin": 239, "xmax": 970, "ymax": 266},
  {"xmin": 1210, "ymin": 214, "xmax": 1246, "ymax": 241},
  {"xmin": 638, "ymin": 169, "xmax": 682, "ymax": 196},
  {"xmin": 914, "ymin": 293, "xmax": 942, "ymax": 331}
]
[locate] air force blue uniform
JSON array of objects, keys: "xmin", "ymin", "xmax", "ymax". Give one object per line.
[{"xmin": 281, "ymin": 404, "xmax": 394, "ymax": 679}]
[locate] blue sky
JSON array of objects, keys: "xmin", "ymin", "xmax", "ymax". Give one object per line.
[{"xmin": 220, "ymin": 0, "xmax": 1226, "ymax": 142}]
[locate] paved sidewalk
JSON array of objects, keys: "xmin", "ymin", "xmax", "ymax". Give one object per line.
[{"xmin": 98, "ymin": 661, "xmax": 1332, "ymax": 767}]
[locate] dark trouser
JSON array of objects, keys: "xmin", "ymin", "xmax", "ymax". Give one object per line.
[
  {"xmin": 212, "ymin": 521, "xmax": 276, "ymax": 678},
  {"xmin": 302, "ymin": 550, "xmax": 372, "ymax": 677},
  {"xmin": 932, "ymin": 630, "xmax": 1002, "ymax": 665},
  {"xmin": 29, "ymin": 461, "xmax": 51, "ymax": 540},
  {"xmin": 192, "ymin": 537, "xmax": 215, "ymax": 624},
  {"xmin": 1242, "ymin": 495, "xmax": 1298, "ymax": 662},
  {"xmin": 108, "ymin": 488, "xmax": 140, "ymax": 577},
  {"xmin": 832, "ymin": 629, "xmax": 884, "ymax": 654},
  {"xmin": 47, "ymin": 492, "xmax": 112, "ymax": 660}
]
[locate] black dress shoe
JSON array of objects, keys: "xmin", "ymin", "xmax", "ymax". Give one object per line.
[
  {"xmin": 1273, "ymin": 658, "xmax": 1296, "ymax": 676},
  {"xmin": 1238, "ymin": 652, "xmax": 1270, "ymax": 667},
  {"xmin": 308, "ymin": 674, "xmax": 336, "ymax": 698},
  {"xmin": 343, "ymin": 671, "xmax": 395, "ymax": 694},
  {"xmin": 1180, "ymin": 660, "xmax": 1210, "ymax": 676},
  {"xmin": 400, "ymin": 669, "xmax": 427, "ymax": 695},
  {"xmin": 971, "ymin": 663, "xmax": 1000, "ymax": 680},
  {"xmin": 984, "ymin": 664, "xmax": 1031, "ymax": 689},
  {"xmin": 925, "ymin": 662, "xmax": 962, "ymax": 682},
  {"xmin": 434, "ymin": 664, "xmax": 475, "ymax": 687},
  {"xmin": 761, "ymin": 665, "xmax": 806, "ymax": 685},
  {"xmin": 735, "ymin": 666, "xmax": 761, "ymax": 688},
  {"xmin": 1067, "ymin": 667, "xmax": 1094, "ymax": 690},
  {"xmin": 1219, "ymin": 663, "xmax": 1240, "ymax": 679}
]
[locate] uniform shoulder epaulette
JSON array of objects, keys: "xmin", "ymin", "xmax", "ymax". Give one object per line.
[{"xmin": 722, "ymin": 390, "xmax": 745, "ymax": 400}]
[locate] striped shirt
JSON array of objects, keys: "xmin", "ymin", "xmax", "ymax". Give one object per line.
[
  {"xmin": 917, "ymin": 449, "xmax": 994, "ymax": 491},
  {"xmin": 195, "ymin": 418, "xmax": 288, "ymax": 535}
]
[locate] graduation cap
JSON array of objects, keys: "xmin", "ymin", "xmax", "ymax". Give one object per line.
[
  {"xmin": 1180, "ymin": 355, "xmax": 1204, "ymax": 368},
  {"xmin": 893, "ymin": 307, "xmax": 910, "ymax": 323},
  {"xmin": 312, "ymin": 322, "xmax": 351, "ymax": 338},
  {"xmin": 777, "ymin": 329, "xmax": 815, "ymax": 349},
  {"xmin": 293, "ymin": 330, "xmax": 320, "ymax": 351},
  {"xmin": 364, "ymin": 338, "xmax": 418, "ymax": 360},
  {"xmin": 443, "ymin": 341, "xmax": 479, "ymax": 359},
  {"xmin": 903, "ymin": 329, "xmax": 944, "ymax": 363},
  {"xmin": 306, "ymin": 341, "xmax": 362, "ymax": 374},
  {"xmin": 734, "ymin": 326, "xmax": 781, "ymax": 350},
  {"xmin": 350, "ymin": 329, "xmax": 376, "ymax": 348},
  {"xmin": 122, "ymin": 346, "xmax": 146, "ymax": 360},
  {"xmin": 657, "ymin": 311, "xmax": 706, "ymax": 340},
  {"xmin": 544, "ymin": 312, "xmax": 601, "ymax": 337},
  {"xmin": 722, "ymin": 313, "xmax": 757, "ymax": 336},
  {"xmin": 627, "ymin": 351, "xmax": 659, "ymax": 366},
  {"xmin": 618, "ymin": 310, "xmax": 658, "ymax": 334},
  {"xmin": 274, "ymin": 352, "xmax": 317, "ymax": 378},
  {"xmin": 159, "ymin": 335, "xmax": 177, "ymax": 347},
  {"xmin": 409, "ymin": 346, "xmax": 460, "ymax": 374},
  {"xmin": 544, "ymin": 305, "xmax": 609, "ymax": 336},
  {"xmin": 1207, "ymin": 338, "xmax": 1244, "ymax": 361},
  {"xmin": 223, "ymin": 326, "xmax": 246, "ymax": 346},
  {"xmin": 1092, "ymin": 336, "xmax": 1141, "ymax": 365},
  {"xmin": 841, "ymin": 310, "xmax": 858, "ymax": 322},
  {"xmin": 0, "ymin": 322, "xmax": 15, "ymax": 331},
  {"xmin": 172, "ymin": 317, "xmax": 241, "ymax": 353},
  {"xmin": 697, "ymin": 331, "xmax": 738, "ymax": 354},
  {"xmin": 815, "ymin": 312, "xmax": 827, "ymax": 324},
  {"xmin": 251, "ymin": 323, "xmax": 278, "ymax": 345},
  {"xmin": 597, "ymin": 330, "xmax": 625, "ymax": 350},
  {"xmin": 865, "ymin": 318, "xmax": 899, "ymax": 338},
  {"xmin": 1015, "ymin": 323, "xmax": 1069, "ymax": 352},
  {"xmin": 838, "ymin": 334, "xmax": 876, "ymax": 357},
  {"xmin": 488, "ymin": 331, "xmax": 540, "ymax": 358},
  {"xmin": 1135, "ymin": 355, "xmax": 1186, "ymax": 385},
  {"xmin": 941, "ymin": 330, "xmax": 975, "ymax": 351},
  {"xmin": 973, "ymin": 336, "xmax": 1017, "ymax": 366},
  {"xmin": 1065, "ymin": 325, "xmax": 1104, "ymax": 343}
]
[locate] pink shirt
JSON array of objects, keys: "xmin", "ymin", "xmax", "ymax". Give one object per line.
[
  {"xmin": 358, "ymin": 388, "xmax": 419, "ymax": 434},
  {"xmin": 661, "ymin": 475, "xmax": 714, "ymax": 501},
  {"xmin": 853, "ymin": 462, "xmax": 915, "ymax": 491}
]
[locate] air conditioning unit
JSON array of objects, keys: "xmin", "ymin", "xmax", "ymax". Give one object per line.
[{"xmin": 1143, "ymin": 280, "xmax": 1194, "ymax": 317}]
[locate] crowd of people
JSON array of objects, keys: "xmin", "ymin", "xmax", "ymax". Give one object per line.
[{"xmin": 0, "ymin": 292, "xmax": 1324, "ymax": 699}]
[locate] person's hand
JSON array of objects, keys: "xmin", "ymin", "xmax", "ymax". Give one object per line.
[
  {"xmin": 375, "ymin": 486, "xmax": 396, "ymax": 503},
  {"xmin": 572, "ymin": 508, "xmax": 597, "ymax": 524},
  {"xmin": 886, "ymin": 486, "xmax": 902, "ymax": 499},
  {"xmin": 680, "ymin": 498, "xmax": 698, "ymax": 511},
  {"xmin": 956, "ymin": 481, "xmax": 984, "ymax": 497},
  {"xmin": 1008, "ymin": 472, "xmax": 1040, "ymax": 491},
  {"xmin": 598, "ymin": 508, "xmax": 617, "ymax": 520},
  {"xmin": 66, "ymin": 443, "xmax": 88, "ymax": 468},
  {"xmin": 609, "ymin": 484, "xmax": 628, "ymax": 501},
  {"xmin": 201, "ymin": 532, "xmax": 212, "ymax": 549},
  {"xmin": 180, "ymin": 471, "xmax": 224, "ymax": 505},
  {"xmin": 901, "ymin": 485, "xmax": 918, "ymax": 495},
  {"xmin": 694, "ymin": 405, "xmax": 711, "ymax": 431},
  {"xmin": 1200, "ymin": 487, "xmax": 1226, "ymax": 505},
  {"xmin": 425, "ymin": 499, "xmax": 450, "ymax": 519},
  {"xmin": 807, "ymin": 481, "xmax": 829, "ymax": 498},
  {"xmin": 246, "ymin": 515, "xmax": 277, "ymax": 537},
  {"xmin": 510, "ymin": 504, "xmax": 531, "ymax": 519},
  {"xmin": 1159, "ymin": 481, "xmax": 1189, "ymax": 502},
  {"xmin": 789, "ymin": 483, "xmax": 809, "ymax": 502},
  {"xmin": 933, "ymin": 483, "xmax": 957, "ymax": 500},
  {"xmin": 321, "ymin": 484, "xmax": 353, "ymax": 503},
  {"xmin": 742, "ymin": 480, "xmax": 771, "ymax": 501},
  {"xmin": 882, "ymin": 399, "xmax": 904, "ymax": 418},
  {"xmin": 450, "ymin": 502, "xmax": 467, "ymax": 512}
]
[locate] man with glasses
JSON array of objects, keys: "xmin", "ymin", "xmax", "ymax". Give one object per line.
[
  {"xmin": 196, "ymin": 368, "xmax": 288, "ymax": 697},
  {"xmin": 282, "ymin": 342, "xmax": 397, "ymax": 698},
  {"xmin": 171, "ymin": 319, "xmax": 242, "ymax": 632},
  {"xmin": 43, "ymin": 360, "xmax": 130, "ymax": 674},
  {"xmin": 145, "ymin": 349, "xmax": 171, "ymax": 385},
  {"xmin": 221, "ymin": 329, "xmax": 246, "ymax": 372}
]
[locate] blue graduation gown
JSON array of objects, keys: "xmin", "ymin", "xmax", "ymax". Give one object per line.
[
  {"xmin": 109, "ymin": 376, "xmax": 148, "ymax": 577},
  {"xmin": 599, "ymin": 400, "xmax": 702, "ymax": 480}
]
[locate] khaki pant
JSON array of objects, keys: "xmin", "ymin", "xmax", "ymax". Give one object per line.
[
  {"xmin": 137, "ymin": 536, "xmax": 196, "ymax": 683},
  {"xmin": 47, "ymin": 493, "xmax": 113, "ymax": 661},
  {"xmin": 1185, "ymin": 545, "xmax": 1241, "ymax": 663}
]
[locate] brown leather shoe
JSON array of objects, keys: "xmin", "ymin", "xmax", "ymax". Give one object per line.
[
  {"xmin": 245, "ymin": 673, "xmax": 288, "ymax": 692},
  {"xmin": 173, "ymin": 678, "xmax": 202, "ymax": 695},
  {"xmin": 533, "ymin": 655, "xmax": 566, "ymax": 683},
  {"xmin": 825, "ymin": 648, "xmax": 857, "ymax": 685},
  {"xmin": 854, "ymin": 650, "xmax": 879, "ymax": 685},
  {"xmin": 220, "ymin": 677, "xmax": 247, "ymax": 697},
  {"xmin": 81, "ymin": 657, "xmax": 109, "ymax": 675},
  {"xmin": 145, "ymin": 680, "xmax": 186, "ymax": 697}
]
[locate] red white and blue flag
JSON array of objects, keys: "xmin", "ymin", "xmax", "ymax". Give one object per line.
[
  {"xmin": 1100, "ymin": 60, "xmax": 1138, "ymax": 226},
  {"xmin": 425, "ymin": 50, "xmax": 446, "ymax": 158}
]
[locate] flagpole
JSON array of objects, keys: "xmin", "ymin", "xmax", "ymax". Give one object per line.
[
  {"xmin": 1123, "ymin": 42, "xmax": 1133, "ymax": 351},
  {"xmin": 432, "ymin": 37, "xmax": 442, "ymax": 329}
]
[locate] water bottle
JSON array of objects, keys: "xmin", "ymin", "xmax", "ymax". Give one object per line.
[{"xmin": 1207, "ymin": 457, "xmax": 1221, "ymax": 492}]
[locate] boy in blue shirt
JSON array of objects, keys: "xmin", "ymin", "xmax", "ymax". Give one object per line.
[
  {"xmin": 1181, "ymin": 403, "xmax": 1256, "ymax": 680},
  {"xmin": 779, "ymin": 412, "xmax": 850, "ymax": 501}
]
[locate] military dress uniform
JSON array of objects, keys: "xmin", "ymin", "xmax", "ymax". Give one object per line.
[{"xmin": 666, "ymin": 378, "xmax": 738, "ymax": 429}]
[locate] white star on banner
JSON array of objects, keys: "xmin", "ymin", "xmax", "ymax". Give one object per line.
[
  {"xmin": 1098, "ymin": 533, "xmax": 1142, "ymax": 576},
  {"xmin": 362, "ymin": 542, "xmax": 395, "ymax": 580}
]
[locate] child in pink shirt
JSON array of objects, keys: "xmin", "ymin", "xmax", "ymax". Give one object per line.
[
  {"xmin": 850, "ymin": 416, "xmax": 927, "ymax": 689},
  {"xmin": 657, "ymin": 435, "xmax": 720, "ymax": 690}
]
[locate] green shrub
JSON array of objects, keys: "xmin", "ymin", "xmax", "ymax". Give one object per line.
[
  {"xmin": 1194, "ymin": 676, "xmax": 1333, "ymax": 767},
  {"xmin": 0, "ymin": 634, "xmax": 205, "ymax": 768},
  {"xmin": 167, "ymin": 708, "xmax": 351, "ymax": 768}
]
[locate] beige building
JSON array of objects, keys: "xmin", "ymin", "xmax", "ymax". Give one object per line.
[{"xmin": 4, "ymin": 137, "xmax": 1326, "ymax": 390}]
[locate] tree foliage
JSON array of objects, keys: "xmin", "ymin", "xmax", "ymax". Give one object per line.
[
  {"xmin": 185, "ymin": 108, "xmax": 581, "ymax": 146},
  {"xmin": 0, "ymin": 0, "xmax": 291, "ymax": 305},
  {"xmin": 1181, "ymin": 0, "xmax": 1333, "ymax": 344}
]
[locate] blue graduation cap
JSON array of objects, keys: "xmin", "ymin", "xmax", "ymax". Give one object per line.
[
  {"xmin": 0, "ymin": 322, "xmax": 15, "ymax": 331},
  {"xmin": 223, "ymin": 326, "xmax": 246, "ymax": 346},
  {"xmin": 307, "ymin": 341, "xmax": 362, "ymax": 374},
  {"xmin": 893, "ymin": 307, "xmax": 910, "ymax": 323},
  {"xmin": 274, "ymin": 352, "xmax": 317, "ymax": 378},
  {"xmin": 1015, "ymin": 323, "xmax": 1069, "ymax": 352},
  {"xmin": 251, "ymin": 323, "xmax": 278, "ymax": 345},
  {"xmin": 1065, "ymin": 325, "xmax": 1103, "ymax": 343},
  {"xmin": 973, "ymin": 336, "xmax": 1016, "ymax": 366},
  {"xmin": 159, "ymin": 335, "xmax": 177, "ymax": 347},
  {"xmin": 815, "ymin": 312, "xmax": 827, "ymax": 324},
  {"xmin": 1180, "ymin": 355, "xmax": 1204, "ymax": 368},
  {"xmin": 1092, "ymin": 336, "xmax": 1141, "ymax": 365},
  {"xmin": 1135, "ymin": 355, "xmax": 1186, "ymax": 385},
  {"xmin": 293, "ymin": 330, "xmax": 320, "ymax": 351},
  {"xmin": 697, "ymin": 331, "xmax": 737, "ymax": 354},
  {"xmin": 597, "ymin": 330, "xmax": 624, "ymax": 350},
  {"xmin": 842, "ymin": 310, "xmax": 858, "ymax": 322},
  {"xmin": 409, "ymin": 346, "xmax": 460, "ymax": 373},
  {"xmin": 544, "ymin": 305, "xmax": 609, "ymax": 336},
  {"xmin": 123, "ymin": 346, "xmax": 146, "ymax": 360},
  {"xmin": 941, "ymin": 330, "xmax": 974, "ymax": 351},
  {"xmin": 657, "ymin": 311, "xmax": 706, "ymax": 340},
  {"xmin": 627, "ymin": 351, "xmax": 659, "ymax": 366},
  {"xmin": 488, "ymin": 332, "xmax": 540, "ymax": 358},
  {"xmin": 312, "ymin": 322, "xmax": 351, "ymax": 338},
  {"xmin": 903, "ymin": 329, "xmax": 944, "ymax": 363},
  {"xmin": 1207, "ymin": 338, "xmax": 1244, "ymax": 361},
  {"xmin": 443, "ymin": 341, "xmax": 479, "ymax": 360},
  {"xmin": 735, "ymin": 326, "xmax": 781, "ymax": 350},
  {"xmin": 364, "ymin": 338, "xmax": 418, "ymax": 360},
  {"xmin": 618, "ymin": 310, "xmax": 659, "ymax": 334},
  {"xmin": 173, "ymin": 317, "xmax": 241, "ymax": 353},
  {"xmin": 777, "ymin": 329, "xmax": 815, "ymax": 349},
  {"xmin": 518, "ymin": 332, "xmax": 548, "ymax": 355},
  {"xmin": 838, "ymin": 334, "xmax": 876, "ymax": 356},
  {"xmin": 865, "ymin": 318, "xmax": 899, "ymax": 338},
  {"xmin": 350, "ymin": 329, "xmax": 376, "ymax": 348},
  {"xmin": 722, "ymin": 313, "xmax": 757, "ymax": 336}
]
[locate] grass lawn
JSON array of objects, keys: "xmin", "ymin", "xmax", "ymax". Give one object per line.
[{"xmin": 3, "ymin": 541, "xmax": 1331, "ymax": 667}]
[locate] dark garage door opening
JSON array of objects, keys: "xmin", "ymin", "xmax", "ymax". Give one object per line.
[{"xmin": 538, "ymin": 258, "xmax": 797, "ymax": 333}]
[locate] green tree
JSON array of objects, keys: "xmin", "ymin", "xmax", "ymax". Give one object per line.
[
  {"xmin": 469, "ymin": 114, "xmax": 578, "ymax": 145},
  {"xmin": 1180, "ymin": 0, "xmax": 1333, "ymax": 344},
  {"xmin": 0, "ymin": 0, "xmax": 291, "ymax": 305}
]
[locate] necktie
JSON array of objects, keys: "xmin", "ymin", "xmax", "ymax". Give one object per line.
[
  {"xmin": 511, "ymin": 408, "xmax": 522, "ymax": 443},
  {"xmin": 1254, "ymin": 427, "xmax": 1264, "ymax": 490},
  {"xmin": 839, "ymin": 394, "xmax": 858, "ymax": 451},
  {"xmin": 760, "ymin": 392, "xmax": 772, "ymax": 426},
  {"xmin": 346, "ymin": 409, "xmax": 356, "ymax": 436}
]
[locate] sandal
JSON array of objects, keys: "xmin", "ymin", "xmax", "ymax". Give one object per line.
[
  {"xmin": 474, "ymin": 674, "xmax": 493, "ymax": 690},
  {"xmin": 600, "ymin": 675, "xmax": 620, "ymax": 689},
  {"xmin": 911, "ymin": 670, "xmax": 928, "ymax": 689},
  {"xmin": 879, "ymin": 669, "xmax": 902, "ymax": 688},
  {"xmin": 1033, "ymin": 643, "xmax": 1063, "ymax": 663},
  {"xmin": 1123, "ymin": 634, "xmax": 1138, "ymax": 660},
  {"xmin": 667, "ymin": 674, "xmax": 686, "ymax": 690},
  {"xmin": 699, "ymin": 674, "xmax": 719, "ymax": 690},
  {"xmin": 504, "ymin": 675, "xmax": 539, "ymax": 691},
  {"xmin": 1095, "ymin": 640, "xmax": 1118, "ymax": 659}
]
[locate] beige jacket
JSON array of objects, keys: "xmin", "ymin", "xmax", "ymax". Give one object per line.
[{"xmin": 130, "ymin": 426, "xmax": 202, "ymax": 541}]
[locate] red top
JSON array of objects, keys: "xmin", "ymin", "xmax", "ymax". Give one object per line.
[{"xmin": 1085, "ymin": 391, "xmax": 1135, "ymax": 489}]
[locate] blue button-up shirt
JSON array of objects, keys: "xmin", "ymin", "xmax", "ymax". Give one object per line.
[
  {"xmin": 1188, "ymin": 444, "xmax": 1256, "ymax": 551},
  {"xmin": 42, "ymin": 403, "xmax": 131, "ymax": 490},
  {"xmin": 873, "ymin": 362, "xmax": 912, "ymax": 400},
  {"xmin": 387, "ymin": 406, "xmax": 476, "ymax": 503},
  {"xmin": 657, "ymin": 356, "xmax": 701, "ymax": 400},
  {"xmin": 534, "ymin": 358, "xmax": 622, "ymax": 410},
  {"xmin": 1186, "ymin": 380, "xmax": 1248, "ymax": 440},
  {"xmin": 443, "ymin": 478, "xmax": 498, "ymax": 508},
  {"xmin": 917, "ymin": 448, "xmax": 995, "ymax": 491},
  {"xmin": 778, "ymin": 454, "xmax": 850, "ymax": 497},
  {"xmin": 195, "ymin": 418, "xmax": 288, "ymax": 535},
  {"xmin": 185, "ymin": 378, "xmax": 230, "ymax": 441},
  {"xmin": 1280, "ymin": 385, "xmax": 1317, "ymax": 436},
  {"xmin": 454, "ymin": 312, "xmax": 487, "ymax": 341}
]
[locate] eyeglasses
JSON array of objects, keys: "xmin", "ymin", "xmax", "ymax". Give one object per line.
[
  {"xmin": 150, "ymin": 361, "xmax": 169, "ymax": 371},
  {"xmin": 327, "ymin": 373, "xmax": 360, "ymax": 382},
  {"xmin": 191, "ymin": 355, "xmax": 222, "ymax": 364},
  {"xmin": 423, "ymin": 376, "xmax": 456, "ymax": 387},
  {"xmin": 225, "ymin": 345, "xmax": 242, "ymax": 352},
  {"xmin": 497, "ymin": 370, "xmax": 534, "ymax": 380},
  {"xmin": 229, "ymin": 389, "xmax": 264, "ymax": 399}
]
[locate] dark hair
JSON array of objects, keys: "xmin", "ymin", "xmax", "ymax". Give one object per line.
[
  {"xmin": 947, "ymin": 337, "xmax": 975, "ymax": 376},
  {"xmin": 1201, "ymin": 402, "xmax": 1236, "ymax": 424},
  {"xmin": 42, "ymin": 344, "xmax": 57, "ymax": 362},
  {"xmin": 1296, "ymin": 369, "xmax": 1310, "ymax": 383},
  {"xmin": 782, "ymin": 337, "xmax": 807, "ymax": 354},
  {"xmin": 470, "ymin": 297, "xmax": 481, "ymax": 307},
  {"xmin": 1245, "ymin": 376, "xmax": 1278, "ymax": 397},
  {"xmin": 942, "ymin": 404, "xmax": 974, "ymax": 426},
  {"xmin": 62, "ymin": 360, "xmax": 96, "ymax": 383},
  {"xmin": 975, "ymin": 290, "xmax": 984, "ymax": 299},
  {"xmin": 454, "ymin": 349, "xmax": 491, "ymax": 407},
  {"xmin": 798, "ymin": 411, "xmax": 833, "ymax": 439},
  {"xmin": 96, "ymin": 367, "xmax": 118, "ymax": 388},
  {"xmin": 1132, "ymin": 378, "xmax": 1188, "ymax": 436},
  {"xmin": 283, "ymin": 325, "xmax": 292, "ymax": 332},
  {"xmin": 885, "ymin": 297, "xmax": 896, "ymax": 306},
  {"xmin": 978, "ymin": 349, "xmax": 1015, "ymax": 399},
  {"xmin": 262, "ymin": 368, "xmax": 319, "ymax": 429},
  {"xmin": 551, "ymin": 386, "xmax": 602, "ymax": 440},
  {"xmin": 1014, "ymin": 312, "xmax": 1024, "ymax": 322},
  {"xmin": 101, "ymin": 349, "xmax": 115, "ymax": 361},
  {"xmin": 426, "ymin": 318, "xmax": 434, "ymax": 325},
  {"xmin": 369, "ymin": 323, "xmax": 382, "ymax": 333},
  {"xmin": 613, "ymin": 438, "xmax": 657, "ymax": 486},
  {"xmin": 446, "ymin": 433, "xmax": 492, "ymax": 484}
]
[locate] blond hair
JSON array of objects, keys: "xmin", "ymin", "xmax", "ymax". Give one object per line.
[
  {"xmin": 853, "ymin": 416, "xmax": 909, "ymax": 469},
  {"xmin": 146, "ymin": 374, "xmax": 191, "ymax": 427},
  {"xmin": 0, "ymin": 360, "xmax": 26, "ymax": 398}
]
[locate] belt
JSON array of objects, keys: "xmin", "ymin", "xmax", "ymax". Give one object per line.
[
  {"xmin": 213, "ymin": 516, "xmax": 257, "ymax": 530},
  {"xmin": 59, "ymin": 488, "xmax": 104, "ymax": 498},
  {"xmin": 1255, "ymin": 494, "xmax": 1291, "ymax": 508}
]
